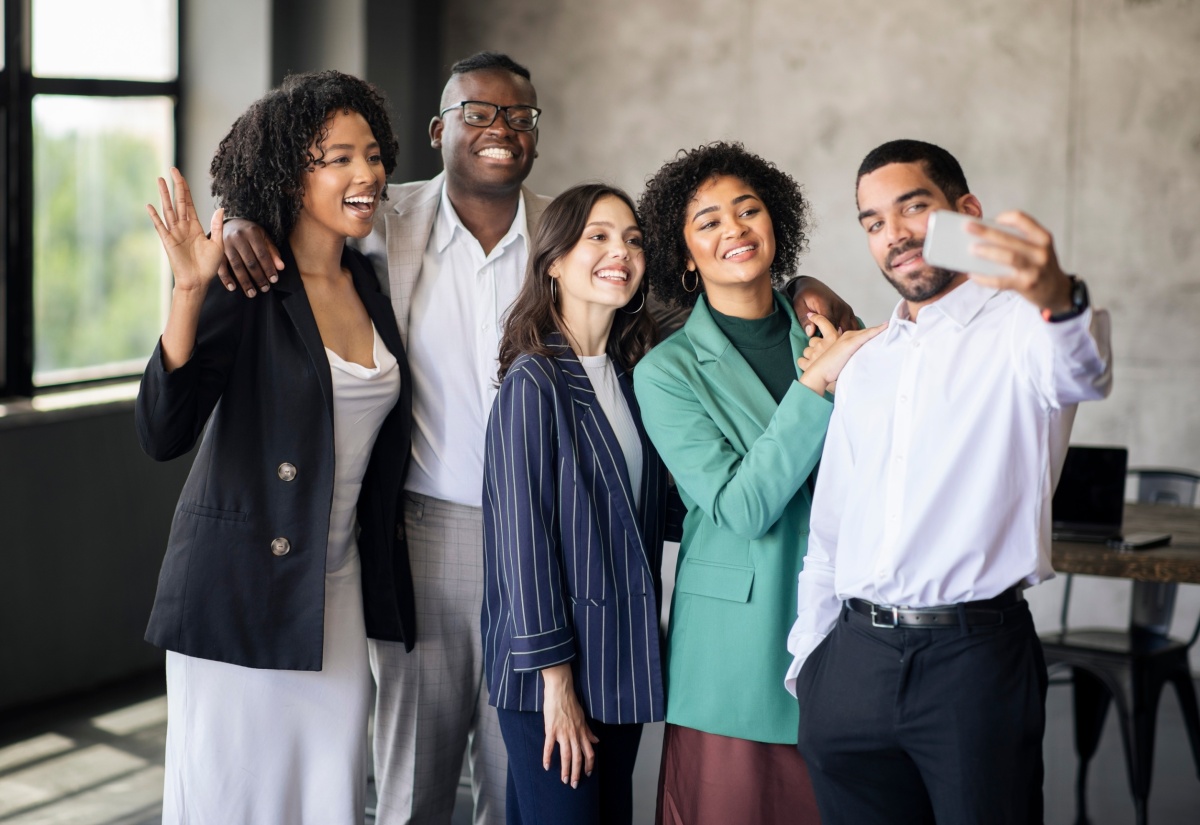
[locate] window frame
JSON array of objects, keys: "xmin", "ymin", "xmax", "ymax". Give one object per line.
[{"xmin": 1, "ymin": 0, "xmax": 184, "ymax": 398}]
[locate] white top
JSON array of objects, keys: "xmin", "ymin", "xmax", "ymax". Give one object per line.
[
  {"xmin": 324, "ymin": 325, "xmax": 402, "ymax": 571},
  {"xmin": 785, "ymin": 280, "xmax": 1112, "ymax": 694},
  {"xmin": 403, "ymin": 184, "xmax": 529, "ymax": 506},
  {"xmin": 579, "ymin": 353, "xmax": 643, "ymax": 510}
]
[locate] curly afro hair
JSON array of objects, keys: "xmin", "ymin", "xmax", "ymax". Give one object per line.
[
  {"xmin": 209, "ymin": 70, "xmax": 400, "ymax": 246},
  {"xmin": 638, "ymin": 141, "xmax": 809, "ymax": 309}
]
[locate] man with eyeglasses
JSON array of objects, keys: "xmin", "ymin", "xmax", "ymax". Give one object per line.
[{"xmin": 357, "ymin": 52, "xmax": 542, "ymax": 825}]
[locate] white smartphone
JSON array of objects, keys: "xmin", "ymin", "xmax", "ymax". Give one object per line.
[{"xmin": 922, "ymin": 210, "xmax": 1022, "ymax": 277}]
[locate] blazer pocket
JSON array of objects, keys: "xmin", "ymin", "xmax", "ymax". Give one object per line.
[
  {"xmin": 180, "ymin": 502, "xmax": 249, "ymax": 523},
  {"xmin": 675, "ymin": 558, "xmax": 754, "ymax": 603}
]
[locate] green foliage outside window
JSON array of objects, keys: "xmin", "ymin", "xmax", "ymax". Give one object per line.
[{"xmin": 33, "ymin": 117, "xmax": 169, "ymax": 379}]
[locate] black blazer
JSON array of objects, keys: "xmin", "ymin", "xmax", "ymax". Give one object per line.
[{"xmin": 135, "ymin": 243, "xmax": 415, "ymax": 670}]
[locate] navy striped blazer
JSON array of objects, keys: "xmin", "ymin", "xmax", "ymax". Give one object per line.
[{"xmin": 482, "ymin": 339, "xmax": 668, "ymax": 725}]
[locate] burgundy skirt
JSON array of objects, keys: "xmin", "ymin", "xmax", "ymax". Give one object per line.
[{"xmin": 656, "ymin": 723, "xmax": 820, "ymax": 825}]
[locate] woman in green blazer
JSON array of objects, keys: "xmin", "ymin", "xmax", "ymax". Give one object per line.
[{"xmin": 634, "ymin": 143, "xmax": 882, "ymax": 825}]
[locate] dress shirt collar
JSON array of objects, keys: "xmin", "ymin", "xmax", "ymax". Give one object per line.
[
  {"xmin": 883, "ymin": 278, "xmax": 999, "ymax": 343},
  {"xmin": 433, "ymin": 181, "xmax": 529, "ymax": 257}
]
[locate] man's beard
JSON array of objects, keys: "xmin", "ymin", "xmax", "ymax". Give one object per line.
[{"xmin": 881, "ymin": 239, "xmax": 957, "ymax": 303}]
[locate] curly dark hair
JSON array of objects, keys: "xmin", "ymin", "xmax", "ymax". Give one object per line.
[
  {"xmin": 209, "ymin": 70, "xmax": 400, "ymax": 246},
  {"xmin": 638, "ymin": 141, "xmax": 809, "ymax": 309}
]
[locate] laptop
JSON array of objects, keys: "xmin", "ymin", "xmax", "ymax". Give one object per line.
[{"xmin": 1052, "ymin": 446, "xmax": 1129, "ymax": 543}]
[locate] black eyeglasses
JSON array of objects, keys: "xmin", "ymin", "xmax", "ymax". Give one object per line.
[{"xmin": 438, "ymin": 101, "xmax": 542, "ymax": 132}]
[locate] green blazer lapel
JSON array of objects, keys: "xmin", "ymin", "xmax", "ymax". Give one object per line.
[
  {"xmin": 683, "ymin": 295, "xmax": 779, "ymax": 434},
  {"xmin": 782, "ymin": 292, "xmax": 813, "ymax": 380}
]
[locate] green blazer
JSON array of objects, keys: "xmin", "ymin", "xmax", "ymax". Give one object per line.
[{"xmin": 633, "ymin": 292, "xmax": 832, "ymax": 744}]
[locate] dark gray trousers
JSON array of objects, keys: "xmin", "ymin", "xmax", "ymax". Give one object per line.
[{"xmin": 795, "ymin": 601, "xmax": 1047, "ymax": 825}]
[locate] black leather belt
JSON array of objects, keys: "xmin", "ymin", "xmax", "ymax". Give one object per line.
[{"xmin": 846, "ymin": 586, "xmax": 1024, "ymax": 629}]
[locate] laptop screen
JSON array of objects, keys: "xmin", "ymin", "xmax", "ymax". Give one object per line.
[{"xmin": 1052, "ymin": 445, "xmax": 1128, "ymax": 536}]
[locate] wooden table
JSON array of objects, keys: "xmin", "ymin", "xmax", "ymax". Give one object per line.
[
  {"xmin": 1052, "ymin": 502, "xmax": 1200, "ymax": 584},
  {"xmin": 1052, "ymin": 502, "xmax": 1200, "ymax": 632}
]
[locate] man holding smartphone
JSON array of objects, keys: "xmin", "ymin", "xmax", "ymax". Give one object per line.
[{"xmin": 786, "ymin": 139, "xmax": 1113, "ymax": 824}]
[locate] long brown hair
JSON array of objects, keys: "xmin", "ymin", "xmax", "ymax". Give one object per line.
[{"xmin": 497, "ymin": 183, "xmax": 658, "ymax": 380}]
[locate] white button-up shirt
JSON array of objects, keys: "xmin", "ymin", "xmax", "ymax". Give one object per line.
[
  {"xmin": 785, "ymin": 279, "xmax": 1112, "ymax": 694},
  {"xmin": 404, "ymin": 186, "xmax": 529, "ymax": 506}
]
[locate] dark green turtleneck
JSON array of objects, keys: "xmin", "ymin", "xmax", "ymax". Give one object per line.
[{"xmin": 708, "ymin": 301, "xmax": 795, "ymax": 403}]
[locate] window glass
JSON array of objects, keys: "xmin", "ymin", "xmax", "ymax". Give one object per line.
[
  {"xmin": 32, "ymin": 0, "xmax": 177, "ymax": 81},
  {"xmin": 32, "ymin": 95, "xmax": 174, "ymax": 385}
]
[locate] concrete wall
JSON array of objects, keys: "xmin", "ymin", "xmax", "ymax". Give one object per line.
[{"xmin": 442, "ymin": 0, "xmax": 1200, "ymax": 655}]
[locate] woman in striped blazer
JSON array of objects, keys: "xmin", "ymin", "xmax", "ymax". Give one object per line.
[{"xmin": 482, "ymin": 183, "xmax": 667, "ymax": 825}]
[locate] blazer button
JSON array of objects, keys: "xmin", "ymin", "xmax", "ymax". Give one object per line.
[
  {"xmin": 277, "ymin": 462, "xmax": 297, "ymax": 482},
  {"xmin": 271, "ymin": 537, "xmax": 291, "ymax": 556}
]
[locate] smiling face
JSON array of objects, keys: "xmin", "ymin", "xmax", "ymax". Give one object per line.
[
  {"xmin": 431, "ymin": 68, "xmax": 538, "ymax": 198},
  {"xmin": 550, "ymin": 195, "xmax": 645, "ymax": 321},
  {"xmin": 293, "ymin": 109, "xmax": 386, "ymax": 244},
  {"xmin": 856, "ymin": 161, "xmax": 981, "ymax": 309},
  {"xmin": 682, "ymin": 174, "xmax": 776, "ymax": 298}
]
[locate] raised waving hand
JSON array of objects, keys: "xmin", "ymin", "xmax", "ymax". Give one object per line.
[
  {"xmin": 146, "ymin": 168, "xmax": 226, "ymax": 370},
  {"xmin": 146, "ymin": 168, "xmax": 226, "ymax": 294}
]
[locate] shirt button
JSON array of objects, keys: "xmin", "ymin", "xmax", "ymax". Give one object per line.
[
  {"xmin": 895, "ymin": 455, "xmax": 905, "ymax": 463},
  {"xmin": 912, "ymin": 340, "xmax": 921, "ymax": 348},
  {"xmin": 876, "ymin": 569, "xmax": 887, "ymax": 580},
  {"xmin": 277, "ymin": 462, "xmax": 297, "ymax": 481},
  {"xmin": 899, "ymin": 395, "xmax": 908, "ymax": 404},
  {"xmin": 271, "ymin": 537, "xmax": 291, "ymax": 557}
]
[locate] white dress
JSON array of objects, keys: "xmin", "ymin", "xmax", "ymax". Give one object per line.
[{"xmin": 162, "ymin": 326, "xmax": 401, "ymax": 825}]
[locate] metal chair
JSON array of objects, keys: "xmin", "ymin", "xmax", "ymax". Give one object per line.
[{"xmin": 1041, "ymin": 469, "xmax": 1200, "ymax": 825}]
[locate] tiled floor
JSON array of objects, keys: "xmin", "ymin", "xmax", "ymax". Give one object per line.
[{"xmin": 2, "ymin": 670, "xmax": 1198, "ymax": 824}]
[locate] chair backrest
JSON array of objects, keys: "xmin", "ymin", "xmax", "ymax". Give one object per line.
[
  {"xmin": 1129, "ymin": 468, "xmax": 1200, "ymax": 507},
  {"xmin": 1127, "ymin": 467, "xmax": 1200, "ymax": 644}
]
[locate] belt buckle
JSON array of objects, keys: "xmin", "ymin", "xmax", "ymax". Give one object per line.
[{"xmin": 871, "ymin": 604, "xmax": 900, "ymax": 629}]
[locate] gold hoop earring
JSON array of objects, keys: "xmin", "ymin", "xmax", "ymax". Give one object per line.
[
  {"xmin": 681, "ymin": 270, "xmax": 700, "ymax": 293},
  {"xmin": 622, "ymin": 291, "xmax": 646, "ymax": 315},
  {"xmin": 550, "ymin": 277, "xmax": 558, "ymax": 303}
]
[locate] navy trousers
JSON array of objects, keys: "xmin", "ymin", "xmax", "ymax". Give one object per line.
[
  {"xmin": 496, "ymin": 708, "xmax": 643, "ymax": 825},
  {"xmin": 795, "ymin": 600, "xmax": 1047, "ymax": 825}
]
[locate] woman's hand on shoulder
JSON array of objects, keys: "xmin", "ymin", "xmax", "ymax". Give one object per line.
[
  {"xmin": 540, "ymin": 663, "xmax": 598, "ymax": 788},
  {"xmin": 797, "ymin": 314, "xmax": 887, "ymax": 396},
  {"xmin": 146, "ymin": 168, "xmax": 225, "ymax": 295}
]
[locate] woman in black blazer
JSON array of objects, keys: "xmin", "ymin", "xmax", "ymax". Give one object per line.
[
  {"xmin": 482, "ymin": 184, "xmax": 667, "ymax": 824},
  {"xmin": 136, "ymin": 71, "xmax": 411, "ymax": 825}
]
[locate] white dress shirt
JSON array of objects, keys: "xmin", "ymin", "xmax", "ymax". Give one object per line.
[
  {"xmin": 785, "ymin": 279, "xmax": 1112, "ymax": 694},
  {"xmin": 404, "ymin": 185, "xmax": 529, "ymax": 506}
]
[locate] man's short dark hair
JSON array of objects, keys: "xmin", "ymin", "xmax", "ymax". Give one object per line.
[
  {"xmin": 856, "ymin": 139, "xmax": 969, "ymax": 206},
  {"xmin": 449, "ymin": 51, "xmax": 531, "ymax": 81}
]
